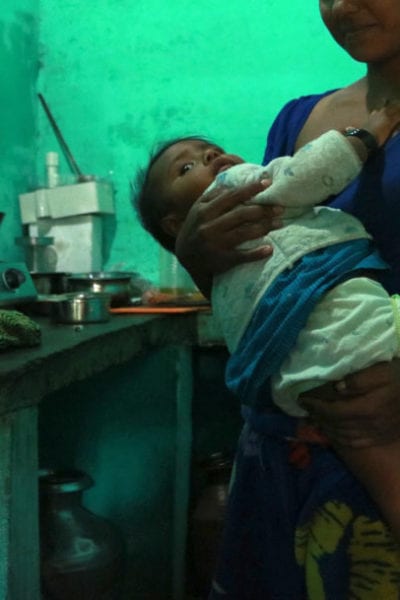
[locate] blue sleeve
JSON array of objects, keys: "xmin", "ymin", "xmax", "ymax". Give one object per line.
[
  {"xmin": 262, "ymin": 92, "xmax": 336, "ymax": 165},
  {"xmin": 261, "ymin": 90, "xmax": 400, "ymax": 293}
]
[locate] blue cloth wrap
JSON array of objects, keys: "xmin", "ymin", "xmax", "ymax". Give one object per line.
[{"xmin": 225, "ymin": 238, "xmax": 387, "ymax": 411}]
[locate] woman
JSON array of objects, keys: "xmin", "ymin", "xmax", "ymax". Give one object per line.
[{"xmin": 176, "ymin": 1, "xmax": 400, "ymax": 598}]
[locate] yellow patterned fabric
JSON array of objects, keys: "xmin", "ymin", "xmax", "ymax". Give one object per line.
[
  {"xmin": 296, "ymin": 501, "xmax": 400, "ymax": 599},
  {"xmin": 209, "ymin": 421, "xmax": 400, "ymax": 599}
]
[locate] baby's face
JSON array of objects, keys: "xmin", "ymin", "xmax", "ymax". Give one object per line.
[{"xmin": 149, "ymin": 139, "xmax": 244, "ymax": 218}]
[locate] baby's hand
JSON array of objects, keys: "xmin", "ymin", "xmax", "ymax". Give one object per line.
[{"xmin": 362, "ymin": 100, "xmax": 400, "ymax": 147}]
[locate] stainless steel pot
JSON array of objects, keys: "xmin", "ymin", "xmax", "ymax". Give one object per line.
[
  {"xmin": 51, "ymin": 292, "xmax": 111, "ymax": 324},
  {"xmin": 67, "ymin": 272, "xmax": 136, "ymax": 307}
]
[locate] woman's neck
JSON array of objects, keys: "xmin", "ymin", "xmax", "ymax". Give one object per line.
[{"xmin": 366, "ymin": 62, "xmax": 400, "ymax": 109}]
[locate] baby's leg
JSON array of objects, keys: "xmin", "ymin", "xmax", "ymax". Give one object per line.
[{"xmin": 334, "ymin": 442, "xmax": 400, "ymax": 544}]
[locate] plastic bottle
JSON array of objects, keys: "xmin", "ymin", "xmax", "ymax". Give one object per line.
[{"xmin": 46, "ymin": 152, "xmax": 60, "ymax": 188}]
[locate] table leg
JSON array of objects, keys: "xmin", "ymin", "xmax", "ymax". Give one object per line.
[
  {"xmin": 0, "ymin": 407, "xmax": 40, "ymax": 600},
  {"xmin": 172, "ymin": 347, "xmax": 193, "ymax": 600}
]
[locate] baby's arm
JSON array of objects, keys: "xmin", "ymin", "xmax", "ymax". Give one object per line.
[
  {"xmin": 253, "ymin": 130, "xmax": 363, "ymax": 210},
  {"xmin": 253, "ymin": 103, "xmax": 400, "ymax": 210}
]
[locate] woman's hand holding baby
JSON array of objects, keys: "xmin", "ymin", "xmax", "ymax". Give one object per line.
[
  {"xmin": 175, "ymin": 178, "xmax": 283, "ymax": 297},
  {"xmin": 300, "ymin": 359, "xmax": 400, "ymax": 448}
]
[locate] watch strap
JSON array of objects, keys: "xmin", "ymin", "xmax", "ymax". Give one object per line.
[{"xmin": 344, "ymin": 128, "xmax": 379, "ymax": 157}]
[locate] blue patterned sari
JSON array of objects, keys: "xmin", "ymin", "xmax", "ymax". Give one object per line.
[{"xmin": 208, "ymin": 92, "xmax": 400, "ymax": 599}]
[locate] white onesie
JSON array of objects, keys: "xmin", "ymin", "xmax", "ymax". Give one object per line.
[{"xmin": 209, "ymin": 130, "xmax": 400, "ymax": 416}]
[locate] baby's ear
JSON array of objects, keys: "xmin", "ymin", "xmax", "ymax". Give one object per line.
[{"xmin": 160, "ymin": 213, "xmax": 184, "ymax": 238}]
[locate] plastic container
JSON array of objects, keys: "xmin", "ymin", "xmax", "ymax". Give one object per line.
[{"xmin": 158, "ymin": 247, "xmax": 197, "ymax": 295}]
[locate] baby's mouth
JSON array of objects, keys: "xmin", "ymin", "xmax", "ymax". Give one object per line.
[
  {"xmin": 216, "ymin": 164, "xmax": 233, "ymax": 174},
  {"xmin": 212, "ymin": 155, "xmax": 240, "ymax": 176}
]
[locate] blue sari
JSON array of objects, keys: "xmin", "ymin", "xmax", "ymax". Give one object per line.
[{"xmin": 209, "ymin": 92, "xmax": 400, "ymax": 599}]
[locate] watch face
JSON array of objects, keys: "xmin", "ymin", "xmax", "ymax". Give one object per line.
[{"xmin": 345, "ymin": 128, "xmax": 361, "ymax": 136}]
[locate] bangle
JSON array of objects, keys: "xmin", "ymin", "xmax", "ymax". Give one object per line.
[{"xmin": 344, "ymin": 128, "xmax": 379, "ymax": 157}]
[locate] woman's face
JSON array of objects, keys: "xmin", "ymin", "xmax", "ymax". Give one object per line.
[{"xmin": 319, "ymin": 0, "xmax": 400, "ymax": 64}]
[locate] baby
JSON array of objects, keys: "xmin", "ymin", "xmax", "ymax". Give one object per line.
[{"xmin": 133, "ymin": 103, "xmax": 400, "ymax": 541}]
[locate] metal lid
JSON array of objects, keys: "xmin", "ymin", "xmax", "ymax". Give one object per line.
[
  {"xmin": 68, "ymin": 271, "xmax": 135, "ymax": 281},
  {"xmin": 39, "ymin": 469, "xmax": 93, "ymax": 493}
]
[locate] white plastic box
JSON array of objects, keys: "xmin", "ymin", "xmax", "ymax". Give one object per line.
[
  {"xmin": 19, "ymin": 180, "xmax": 114, "ymax": 223},
  {"xmin": 19, "ymin": 181, "xmax": 115, "ymax": 273}
]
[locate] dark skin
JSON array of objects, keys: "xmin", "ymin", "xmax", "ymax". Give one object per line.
[
  {"xmin": 302, "ymin": 361, "xmax": 400, "ymax": 448},
  {"xmin": 175, "ymin": 180, "xmax": 282, "ymax": 298},
  {"xmin": 175, "ymin": 0, "xmax": 400, "ymax": 449}
]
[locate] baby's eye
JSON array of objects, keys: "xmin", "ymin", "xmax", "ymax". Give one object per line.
[{"xmin": 180, "ymin": 162, "xmax": 194, "ymax": 175}]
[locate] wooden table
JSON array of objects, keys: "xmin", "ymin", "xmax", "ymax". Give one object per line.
[{"xmin": 0, "ymin": 312, "xmax": 221, "ymax": 600}]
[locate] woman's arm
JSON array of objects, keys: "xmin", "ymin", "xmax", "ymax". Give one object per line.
[
  {"xmin": 300, "ymin": 359, "xmax": 400, "ymax": 448},
  {"xmin": 302, "ymin": 358, "xmax": 400, "ymax": 542},
  {"xmin": 175, "ymin": 179, "xmax": 284, "ymax": 297}
]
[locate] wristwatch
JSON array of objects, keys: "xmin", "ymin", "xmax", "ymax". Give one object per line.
[{"xmin": 344, "ymin": 128, "xmax": 379, "ymax": 157}]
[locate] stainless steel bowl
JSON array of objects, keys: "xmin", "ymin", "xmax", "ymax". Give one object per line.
[
  {"xmin": 51, "ymin": 292, "xmax": 111, "ymax": 324},
  {"xmin": 67, "ymin": 272, "xmax": 137, "ymax": 307}
]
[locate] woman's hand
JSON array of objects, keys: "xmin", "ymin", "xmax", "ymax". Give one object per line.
[
  {"xmin": 300, "ymin": 360, "xmax": 400, "ymax": 448},
  {"xmin": 175, "ymin": 179, "xmax": 284, "ymax": 297}
]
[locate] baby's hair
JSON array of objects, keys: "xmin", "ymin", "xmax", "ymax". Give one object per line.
[{"xmin": 132, "ymin": 135, "xmax": 214, "ymax": 252}]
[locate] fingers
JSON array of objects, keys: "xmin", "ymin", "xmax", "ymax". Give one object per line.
[
  {"xmin": 334, "ymin": 361, "xmax": 396, "ymax": 396},
  {"xmin": 199, "ymin": 180, "xmax": 268, "ymax": 209},
  {"xmin": 226, "ymin": 244, "xmax": 274, "ymax": 265},
  {"xmin": 175, "ymin": 177, "xmax": 283, "ymax": 281},
  {"xmin": 210, "ymin": 207, "xmax": 281, "ymax": 249},
  {"xmin": 303, "ymin": 400, "xmax": 382, "ymax": 449},
  {"xmin": 182, "ymin": 178, "xmax": 283, "ymax": 251},
  {"xmin": 299, "ymin": 360, "xmax": 400, "ymax": 449},
  {"xmin": 301, "ymin": 392, "xmax": 400, "ymax": 449}
]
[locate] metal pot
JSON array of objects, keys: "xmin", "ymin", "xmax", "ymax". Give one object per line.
[
  {"xmin": 51, "ymin": 292, "xmax": 111, "ymax": 324},
  {"xmin": 67, "ymin": 272, "xmax": 136, "ymax": 307}
]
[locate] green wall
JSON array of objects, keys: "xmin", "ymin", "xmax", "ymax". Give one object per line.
[
  {"xmin": 35, "ymin": 0, "xmax": 364, "ymax": 283},
  {"xmin": 0, "ymin": 0, "xmax": 39, "ymax": 260},
  {"xmin": 1, "ymin": 1, "xmax": 364, "ymax": 280}
]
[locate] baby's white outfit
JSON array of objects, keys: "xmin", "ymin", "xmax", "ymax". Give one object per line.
[{"xmin": 209, "ymin": 130, "xmax": 400, "ymax": 416}]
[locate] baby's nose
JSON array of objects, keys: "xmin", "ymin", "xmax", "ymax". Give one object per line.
[
  {"xmin": 203, "ymin": 148, "xmax": 221, "ymax": 164},
  {"xmin": 330, "ymin": 0, "xmax": 359, "ymax": 15}
]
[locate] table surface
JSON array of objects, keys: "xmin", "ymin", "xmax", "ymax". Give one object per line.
[{"xmin": 0, "ymin": 312, "xmax": 199, "ymax": 415}]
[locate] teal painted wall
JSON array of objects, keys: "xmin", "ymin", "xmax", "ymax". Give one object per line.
[
  {"xmin": 0, "ymin": 0, "xmax": 39, "ymax": 260},
  {"xmin": 1, "ymin": 1, "xmax": 364, "ymax": 278},
  {"xmin": 36, "ymin": 0, "xmax": 364, "ymax": 284}
]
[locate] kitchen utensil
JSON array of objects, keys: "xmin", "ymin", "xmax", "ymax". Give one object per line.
[
  {"xmin": 67, "ymin": 272, "xmax": 137, "ymax": 307},
  {"xmin": 31, "ymin": 272, "xmax": 70, "ymax": 295},
  {"xmin": 51, "ymin": 292, "xmax": 110, "ymax": 324},
  {"xmin": 37, "ymin": 93, "xmax": 93, "ymax": 183},
  {"xmin": 15, "ymin": 236, "xmax": 56, "ymax": 272}
]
